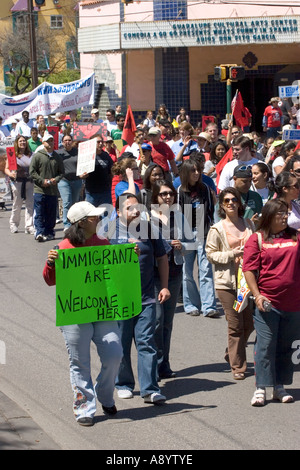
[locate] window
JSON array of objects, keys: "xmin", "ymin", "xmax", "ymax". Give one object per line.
[
  {"xmin": 14, "ymin": 13, "xmax": 29, "ymax": 33},
  {"xmin": 50, "ymin": 15, "xmax": 63, "ymax": 29}
]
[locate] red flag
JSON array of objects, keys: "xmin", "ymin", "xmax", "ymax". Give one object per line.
[
  {"xmin": 215, "ymin": 147, "xmax": 233, "ymax": 192},
  {"xmin": 295, "ymin": 141, "xmax": 300, "ymax": 151},
  {"xmin": 122, "ymin": 105, "xmax": 137, "ymax": 146},
  {"xmin": 232, "ymin": 92, "xmax": 251, "ymax": 130}
]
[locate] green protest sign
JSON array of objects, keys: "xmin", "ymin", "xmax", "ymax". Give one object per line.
[{"xmin": 55, "ymin": 243, "xmax": 142, "ymax": 326}]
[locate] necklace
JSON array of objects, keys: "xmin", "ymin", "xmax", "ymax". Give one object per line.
[{"xmin": 270, "ymin": 230, "xmax": 285, "ymax": 239}]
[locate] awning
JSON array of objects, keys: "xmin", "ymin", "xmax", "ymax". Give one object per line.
[{"xmin": 11, "ymin": 0, "xmax": 39, "ymax": 12}]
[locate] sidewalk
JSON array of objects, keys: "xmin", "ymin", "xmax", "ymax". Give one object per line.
[{"xmin": 0, "ymin": 391, "xmax": 61, "ymax": 450}]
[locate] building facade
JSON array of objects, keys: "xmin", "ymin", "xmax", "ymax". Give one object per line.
[
  {"xmin": 0, "ymin": 0, "xmax": 79, "ymax": 93},
  {"xmin": 78, "ymin": 0, "xmax": 300, "ymax": 129}
]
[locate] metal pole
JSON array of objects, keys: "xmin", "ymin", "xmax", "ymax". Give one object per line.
[
  {"xmin": 28, "ymin": 0, "xmax": 38, "ymax": 89},
  {"xmin": 226, "ymin": 79, "xmax": 232, "ymax": 115}
]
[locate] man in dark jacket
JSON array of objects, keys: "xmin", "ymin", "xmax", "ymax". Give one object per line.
[{"xmin": 29, "ymin": 133, "xmax": 64, "ymax": 242}]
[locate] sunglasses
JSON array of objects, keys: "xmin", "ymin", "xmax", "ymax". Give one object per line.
[
  {"xmin": 223, "ymin": 197, "xmax": 238, "ymax": 205},
  {"xmin": 293, "ymin": 169, "xmax": 300, "ymax": 174},
  {"xmin": 159, "ymin": 191, "xmax": 175, "ymax": 197}
]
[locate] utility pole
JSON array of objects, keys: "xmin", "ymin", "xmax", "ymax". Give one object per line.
[{"xmin": 28, "ymin": 0, "xmax": 38, "ymax": 89}]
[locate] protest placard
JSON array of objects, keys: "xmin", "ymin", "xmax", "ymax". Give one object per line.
[
  {"xmin": 76, "ymin": 137, "xmax": 97, "ymax": 176},
  {"xmin": 6, "ymin": 147, "xmax": 17, "ymax": 171},
  {"xmin": 55, "ymin": 243, "xmax": 142, "ymax": 326},
  {"xmin": 73, "ymin": 122, "xmax": 108, "ymax": 141}
]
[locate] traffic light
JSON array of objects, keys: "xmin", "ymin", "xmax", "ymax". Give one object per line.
[
  {"xmin": 35, "ymin": 0, "xmax": 45, "ymax": 5},
  {"xmin": 214, "ymin": 66, "xmax": 228, "ymax": 82},
  {"xmin": 229, "ymin": 66, "xmax": 245, "ymax": 81}
]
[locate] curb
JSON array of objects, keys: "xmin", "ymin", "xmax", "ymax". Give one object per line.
[{"xmin": 0, "ymin": 391, "xmax": 61, "ymax": 450}]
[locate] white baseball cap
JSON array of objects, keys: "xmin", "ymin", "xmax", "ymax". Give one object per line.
[
  {"xmin": 42, "ymin": 133, "xmax": 54, "ymax": 142},
  {"xmin": 67, "ymin": 201, "xmax": 106, "ymax": 224}
]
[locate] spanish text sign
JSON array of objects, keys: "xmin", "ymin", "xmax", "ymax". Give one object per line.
[{"xmin": 55, "ymin": 244, "xmax": 142, "ymax": 326}]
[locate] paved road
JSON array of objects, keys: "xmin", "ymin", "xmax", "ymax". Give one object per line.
[{"xmin": 0, "ymin": 201, "xmax": 300, "ymax": 451}]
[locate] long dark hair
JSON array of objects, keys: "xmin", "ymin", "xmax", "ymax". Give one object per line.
[
  {"xmin": 64, "ymin": 221, "xmax": 86, "ymax": 245},
  {"xmin": 179, "ymin": 159, "xmax": 203, "ymax": 192},
  {"xmin": 257, "ymin": 198, "xmax": 297, "ymax": 241},
  {"xmin": 279, "ymin": 141, "xmax": 296, "ymax": 159},
  {"xmin": 143, "ymin": 164, "xmax": 165, "ymax": 190},
  {"xmin": 210, "ymin": 141, "xmax": 228, "ymax": 163},
  {"xmin": 218, "ymin": 187, "xmax": 245, "ymax": 219},
  {"xmin": 274, "ymin": 171, "xmax": 297, "ymax": 198},
  {"xmin": 151, "ymin": 179, "xmax": 177, "ymax": 205}
]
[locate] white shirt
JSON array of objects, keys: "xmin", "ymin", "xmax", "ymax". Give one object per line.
[
  {"xmin": 15, "ymin": 119, "xmax": 34, "ymax": 137},
  {"xmin": 218, "ymin": 157, "xmax": 259, "ymax": 191},
  {"xmin": 104, "ymin": 120, "xmax": 117, "ymax": 133},
  {"xmin": 272, "ymin": 156, "xmax": 285, "ymax": 178}
]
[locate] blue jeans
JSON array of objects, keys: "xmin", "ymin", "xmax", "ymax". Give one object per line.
[
  {"xmin": 115, "ymin": 303, "xmax": 161, "ymax": 397},
  {"xmin": 33, "ymin": 193, "xmax": 57, "ymax": 237},
  {"xmin": 58, "ymin": 179, "xmax": 82, "ymax": 228},
  {"xmin": 154, "ymin": 274, "xmax": 182, "ymax": 376},
  {"xmin": 182, "ymin": 239, "xmax": 217, "ymax": 315},
  {"xmin": 253, "ymin": 306, "xmax": 300, "ymax": 388},
  {"xmin": 60, "ymin": 321, "xmax": 122, "ymax": 421},
  {"xmin": 266, "ymin": 127, "xmax": 281, "ymax": 139},
  {"xmin": 85, "ymin": 190, "xmax": 112, "ymax": 207}
]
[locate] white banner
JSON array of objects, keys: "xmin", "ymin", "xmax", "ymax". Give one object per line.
[
  {"xmin": 1, "ymin": 73, "xmax": 95, "ymax": 125},
  {"xmin": 76, "ymin": 137, "xmax": 97, "ymax": 176}
]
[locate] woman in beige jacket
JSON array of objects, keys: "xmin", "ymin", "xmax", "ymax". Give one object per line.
[{"xmin": 206, "ymin": 187, "xmax": 255, "ymax": 380}]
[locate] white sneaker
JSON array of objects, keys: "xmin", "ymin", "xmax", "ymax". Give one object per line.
[
  {"xmin": 10, "ymin": 225, "xmax": 18, "ymax": 233},
  {"xmin": 144, "ymin": 392, "xmax": 166, "ymax": 404},
  {"xmin": 117, "ymin": 389, "xmax": 133, "ymax": 399}
]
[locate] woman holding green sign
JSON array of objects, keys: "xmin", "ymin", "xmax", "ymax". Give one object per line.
[{"xmin": 43, "ymin": 201, "xmax": 124, "ymax": 427}]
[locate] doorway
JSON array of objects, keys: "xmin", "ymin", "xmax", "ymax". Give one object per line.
[{"xmin": 231, "ymin": 77, "xmax": 274, "ymax": 132}]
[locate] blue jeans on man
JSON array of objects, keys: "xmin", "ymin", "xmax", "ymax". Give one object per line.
[
  {"xmin": 33, "ymin": 193, "xmax": 57, "ymax": 238},
  {"xmin": 58, "ymin": 179, "xmax": 83, "ymax": 229},
  {"xmin": 115, "ymin": 303, "xmax": 160, "ymax": 397}
]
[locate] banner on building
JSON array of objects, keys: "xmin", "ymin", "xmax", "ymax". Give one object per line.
[{"xmin": 1, "ymin": 73, "xmax": 95, "ymax": 125}]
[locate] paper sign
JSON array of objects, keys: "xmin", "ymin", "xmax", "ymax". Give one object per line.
[
  {"xmin": 278, "ymin": 85, "xmax": 299, "ymax": 99},
  {"xmin": 6, "ymin": 147, "xmax": 17, "ymax": 171},
  {"xmin": 282, "ymin": 129, "xmax": 300, "ymax": 140},
  {"xmin": 76, "ymin": 137, "xmax": 97, "ymax": 176},
  {"xmin": 55, "ymin": 244, "xmax": 142, "ymax": 326}
]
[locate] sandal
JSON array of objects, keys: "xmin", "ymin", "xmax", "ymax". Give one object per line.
[
  {"xmin": 272, "ymin": 387, "xmax": 294, "ymax": 403},
  {"xmin": 233, "ymin": 372, "xmax": 245, "ymax": 380},
  {"xmin": 251, "ymin": 388, "xmax": 266, "ymax": 406}
]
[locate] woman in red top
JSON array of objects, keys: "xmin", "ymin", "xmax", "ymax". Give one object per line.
[
  {"xmin": 243, "ymin": 199, "xmax": 300, "ymax": 407},
  {"xmin": 43, "ymin": 201, "xmax": 123, "ymax": 426},
  {"xmin": 263, "ymin": 97, "xmax": 283, "ymax": 139}
]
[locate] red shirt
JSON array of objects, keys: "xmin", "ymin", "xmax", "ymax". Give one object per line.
[
  {"xmin": 43, "ymin": 234, "xmax": 110, "ymax": 286},
  {"xmin": 243, "ymin": 232, "xmax": 300, "ymax": 311},
  {"xmin": 150, "ymin": 142, "xmax": 175, "ymax": 172},
  {"xmin": 263, "ymin": 105, "xmax": 282, "ymax": 128}
]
